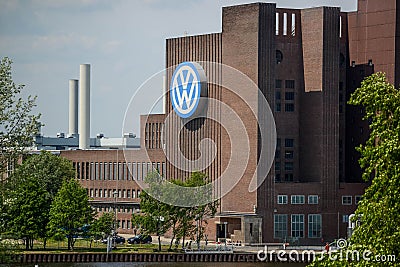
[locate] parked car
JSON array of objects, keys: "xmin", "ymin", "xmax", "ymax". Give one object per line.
[
  {"xmin": 127, "ymin": 235, "xmax": 152, "ymax": 244},
  {"xmin": 101, "ymin": 235, "xmax": 125, "ymax": 245}
]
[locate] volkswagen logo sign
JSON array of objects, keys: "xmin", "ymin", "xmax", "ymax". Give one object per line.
[{"xmin": 170, "ymin": 62, "xmax": 207, "ymax": 119}]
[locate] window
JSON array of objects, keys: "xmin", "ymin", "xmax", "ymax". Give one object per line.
[
  {"xmin": 291, "ymin": 13, "xmax": 296, "ymax": 36},
  {"xmin": 285, "ymin": 92, "xmax": 294, "ymax": 100},
  {"xmin": 90, "ymin": 189, "xmax": 93, "ymax": 198},
  {"xmin": 276, "ymin": 79, "xmax": 282, "ymax": 88},
  {"xmin": 113, "ymin": 163, "xmax": 118, "ymax": 180},
  {"xmin": 278, "ymin": 195, "xmax": 288, "ymax": 204},
  {"xmin": 343, "ymin": 215, "xmax": 349, "ymax": 223},
  {"xmin": 284, "ymin": 173, "xmax": 293, "ymax": 181},
  {"xmin": 308, "ymin": 214, "xmax": 321, "ymax": 238},
  {"xmin": 95, "ymin": 163, "xmax": 99, "ymax": 180},
  {"xmin": 137, "ymin": 163, "xmax": 141, "ymax": 181},
  {"xmin": 285, "ymin": 151, "xmax": 294, "ymax": 159},
  {"xmin": 123, "ymin": 189, "xmax": 126, "ymax": 198},
  {"xmin": 276, "ymin": 91, "xmax": 281, "ymax": 100},
  {"xmin": 104, "ymin": 189, "xmax": 108, "ymax": 198},
  {"xmin": 285, "ymin": 80, "xmax": 295, "ymax": 89},
  {"xmin": 283, "ymin": 13, "xmax": 287, "ymax": 35},
  {"xmin": 276, "ymin": 103, "xmax": 281, "ymax": 112},
  {"xmin": 137, "ymin": 190, "xmax": 141, "ymax": 197},
  {"xmin": 99, "ymin": 163, "xmax": 103, "ymax": 180},
  {"xmin": 99, "ymin": 189, "xmax": 103, "ymax": 198},
  {"xmin": 132, "ymin": 189, "xmax": 136, "ymax": 199},
  {"xmin": 118, "ymin": 189, "xmax": 121, "ymax": 198},
  {"xmin": 291, "ymin": 214, "xmax": 304, "ymax": 238},
  {"xmin": 285, "ymin": 138, "xmax": 294, "ymax": 147},
  {"xmin": 275, "ymin": 162, "xmax": 281, "ymax": 172},
  {"xmin": 132, "ymin": 162, "xmax": 137, "ymax": 180},
  {"xmin": 274, "ymin": 214, "xmax": 288, "ymax": 239},
  {"xmin": 308, "ymin": 195, "xmax": 318, "ymax": 204},
  {"xmin": 276, "ymin": 51, "xmax": 283, "ymax": 64},
  {"xmin": 275, "ymin": 150, "xmax": 281, "ymax": 159},
  {"xmin": 291, "ymin": 195, "xmax": 305, "ymax": 204},
  {"xmin": 275, "ymin": 173, "xmax": 281, "ymax": 182},
  {"xmin": 127, "ymin": 221, "xmax": 131, "ymax": 229},
  {"xmin": 127, "ymin": 189, "xmax": 131, "ymax": 198},
  {"xmin": 355, "ymin": 195, "xmax": 362, "ymax": 205},
  {"xmin": 276, "ymin": 13, "xmax": 279, "ymax": 35},
  {"xmin": 284, "ymin": 162, "xmax": 293, "ymax": 171},
  {"xmin": 342, "ymin": 196, "xmax": 352, "ymax": 205},
  {"xmin": 285, "ymin": 103, "xmax": 295, "ymax": 112},
  {"xmin": 95, "ymin": 189, "xmax": 98, "ymax": 198}
]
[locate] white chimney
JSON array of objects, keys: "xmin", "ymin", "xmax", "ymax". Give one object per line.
[
  {"xmin": 68, "ymin": 79, "xmax": 78, "ymax": 138},
  {"xmin": 79, "ymin": 64, "xmax": 90, "ymax": 149}
]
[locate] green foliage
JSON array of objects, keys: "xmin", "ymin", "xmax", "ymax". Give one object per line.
[
  {"xmin": 309, "ymin": 73, "xmax": 400, "ymax": 266},
  {"xmin": 6, "ymin": 177, "xmax": 49, "ymax": 250},
  {"xmin": 0, "ymin": 57, "xmax": 40, "ymax": 175},
  {"xmin": 48, "ymin": 179, "xmax": 94, "ymax": 250},
  {"xmin": 91, "ymin": 212, "xmax": 115, "ymax": 239},
  {"xmin": 0, "ymin": 151, "xmax": 75, "ymax": 249},
  {"xmin": 8, "ymin": 151, "xmax": 75, "ymax": 197},
  {"xmin": 0, "ymin": 240, "xmax": 18, "ymax": 264},
  {"xmin": 132, "ymin": 171, "xmax": 218, "ymax": 251}
]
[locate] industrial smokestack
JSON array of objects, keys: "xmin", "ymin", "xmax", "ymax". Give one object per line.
[
  {"xmin": 68, "ymin": 79, "xmax": 78, "ymax": 138},
  {"xmin": 79, "ymin": 64, "xmax": 90, "ymax": 149}
]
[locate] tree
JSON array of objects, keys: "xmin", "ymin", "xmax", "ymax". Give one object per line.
[
  {"xmin": 1, "ymin": 151, "xmax": 75, "ymax": 249},
  {"xmin": 48, "ymin": 179, "xmax": 94, "ymax": 250},
  {"xmin": 6, "ymin": 177, "xmax": 49, "ymax": 250},
  {"xmin": 0, "ymin": 57, "xmax": 40, "ymax": 175},
  {"xmin": 91, "ymin": 212, "xmax": 114, "ymax": 240},
  {"xmin": 309, "ymin": 73, "xmax": 400, "ymax": 266},
  {"xmin": 132, "ymin": 171, "xmax": 218, "ymax": 251},
  {"xmin": 131, "ymin": 189, "xmax": 171, "ymax": 251}
]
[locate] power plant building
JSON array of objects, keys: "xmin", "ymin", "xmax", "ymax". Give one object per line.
[{"xmin": 36, "ymin": 0, "xmax": 399, "ymax": 245}]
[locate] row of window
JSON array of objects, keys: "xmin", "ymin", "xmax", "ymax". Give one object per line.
[
  {"xmin": 277, "ymin": 195, "xmax": 362, "ymax": 205},
  {"xmin": 277, "ymin": 138, "xmax": 294, "ymax": 148},
  {"xmin": 94, "ymin": 206, "xmax": 138, "ymax": 214},
  {"xmin": 89, "ymin": 188, "xmax": 141, "ymax": 199},
  {"xmin": 276, "ymin": 103, "xmax": 295, "ymax": 112},
  {"xmin": 275, "ymin": 162, "xmax": 293, "ymax": 171},
  {"xmin": 105, "ymin": 219, "xmax": 133, "ymax": 230},
  {"xmin": 145, "ymin": 122, "xmax": 163, "ymax": 149},
  {"xmin": 275, "ymin": 12, "xmax": 296, "ymax": 37},
  {"xmin": 277, "ymin": 195, "xmax": 318, "ymax": 205},
  {"xmin": 342, "ymin": 195, "xmax": 362, "ymax": 205},
  {"xmin": 276, "ymin": 79, "xmax": 295, "ymax": 89},
  {"xmin": 275, "ymin": 138, "xmax": 294, "ymax": 182},
  {"xmin": 74, "ymin": 161, "xmax": 166, "ymax": 181},
  {"xmin": 274, "ymin": 214, "xmax": 321, "ymax": 239}
]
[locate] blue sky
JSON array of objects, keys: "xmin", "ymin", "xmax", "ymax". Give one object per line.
[{"xmin": 0, "ymin": 0, "xmax": 357, "ymax": 137}]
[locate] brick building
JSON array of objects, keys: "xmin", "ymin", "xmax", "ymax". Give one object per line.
[{"xmin": 57, "ymin": 0, "xmax": 398, "ymax": 245}]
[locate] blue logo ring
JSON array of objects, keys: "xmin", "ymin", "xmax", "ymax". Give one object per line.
[{"xmin": 170, "ymin": 62, "xmax": 206, "ymax": 119}]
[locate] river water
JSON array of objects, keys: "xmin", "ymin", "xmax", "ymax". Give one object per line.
[{"xmin": 14, "ymin": 263, "xmax": 307, "ymax": 267}]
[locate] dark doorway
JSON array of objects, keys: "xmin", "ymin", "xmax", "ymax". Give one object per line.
[{"xmin": 216, "ymin": 223, "xmax": 226, "ymax": 239}]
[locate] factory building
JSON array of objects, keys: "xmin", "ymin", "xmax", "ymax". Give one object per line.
[{"xmin": 36, "ymin": 0, "xmax": 399, "ymax": 244}]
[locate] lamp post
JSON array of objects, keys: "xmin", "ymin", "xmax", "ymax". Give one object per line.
[
  {"xmin": 113, "ymin": 190, "xmax": 118, "ymax": 249},
  {"xmin": 223, "ymin": 222, "xmax": 228, "ymax": 250},
  {"xmin": 156, "ymin": 216, "xmax": 164, "ymax": 251}
]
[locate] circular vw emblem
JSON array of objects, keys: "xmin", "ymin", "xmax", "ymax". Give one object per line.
[{"xmin": 170, "ymin": 62, "xmax": 207, "ymax": 118}]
